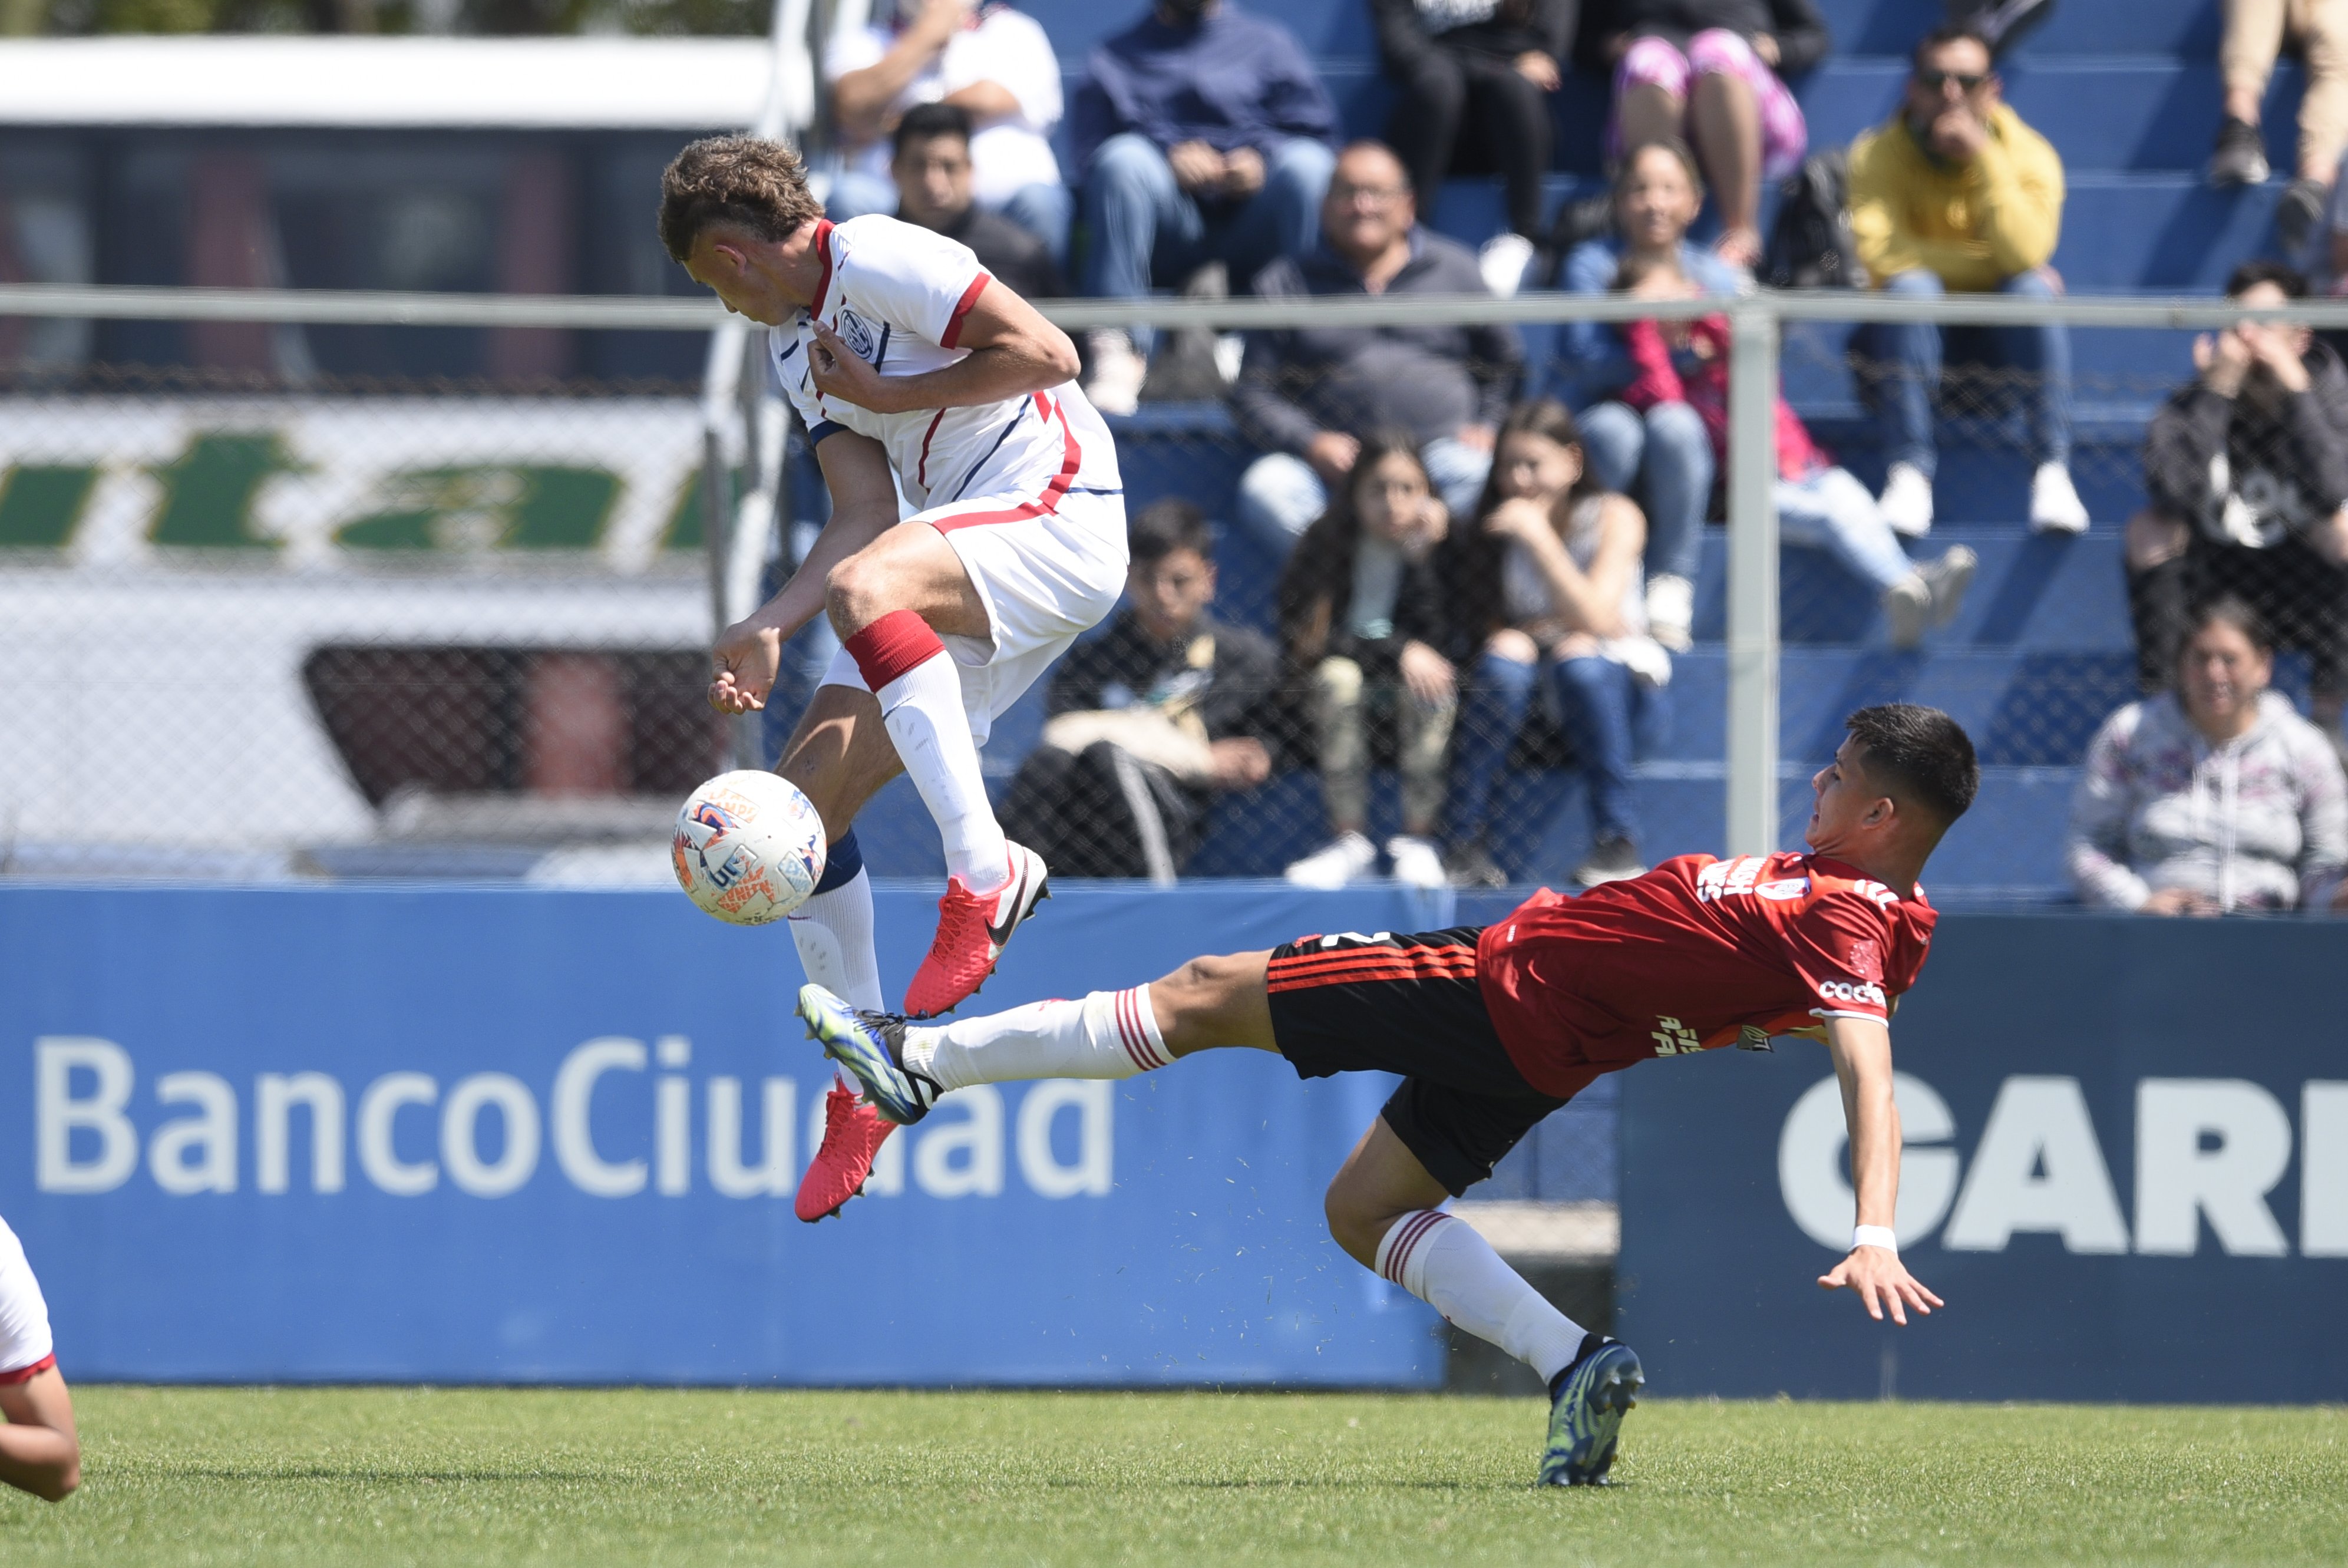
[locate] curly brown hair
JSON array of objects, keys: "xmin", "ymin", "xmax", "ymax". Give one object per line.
[{"xmin": 657, "ymin": 136, "xmax": 825, "ymax": 264}]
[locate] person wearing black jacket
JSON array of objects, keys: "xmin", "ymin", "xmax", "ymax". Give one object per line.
[
  {"xmin": 1231, "ymin": 141, "xmax": 1522, "ymax": 560},
  {"xmin": 1279, "ymin": 433, "xmax": 1460, "ymax": 889},
  {"xmin": 891, "ymin": 103, "xmax": 1065, "ymax": 302},
  {"xmin": 998, "ymin": 501, "xmax": 1283, "ymax": 882},
  {"xmin": 2128, "ymin": 262, "xmax": 2348, "ymax": 744},
  {"xmin": 1371, "ymin": 0, "xmax": 1577, "ymax": 259},
  {"xmin": 1585, "ymin": 0, "xmax": 1830, "ymax": 268}
]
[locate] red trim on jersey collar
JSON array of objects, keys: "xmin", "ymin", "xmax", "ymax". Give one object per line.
[
  {"xmin": 939, "ymin": 271, "xmax": 992, "ymax": 349},
  {"xmin": 0, "ymin": 1352, "xmax": 56, "ymax": 1385},
  {"xmin": 807, "ymin": 219, "xmax": 836, "ymax": 318},
  {"xmin": 930, "ymin": 392, "xmax": 1081, "ymax": 533}
]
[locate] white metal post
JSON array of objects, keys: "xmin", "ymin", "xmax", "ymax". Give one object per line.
[{"xmin": 1725, "ymin": 301, "xmax": 1781, "ymax": 858}]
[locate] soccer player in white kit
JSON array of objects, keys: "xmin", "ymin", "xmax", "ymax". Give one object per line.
[
  {"xmin": 658, "ymin": 136, "xmax": 1129, "ymax": 1219},
  {"xmin": 0, "ymin": 1216, "xmax": 78, "ymax": 1501}
]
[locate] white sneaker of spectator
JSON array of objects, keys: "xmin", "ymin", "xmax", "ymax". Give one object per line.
[
  {"xmin": 1478, "ymin": 233, "xmax": 1537, "ymax": 299},
  {"xmin": 1644, "ymin": 573, "xmax": 1693, "ymax": 652},
  {"xmin": 1084, "ymin": 329, "xmax": 1147, "ymax": 417},
  {"xmin": 1284, "ymin": 830, "xmax": 1378, "ymax": 889},
  {"xmin": 1877, "ymin": 462, "xmax": 1934, "ymax": 539},
  {"xmin": 2028, "ymin": 463, "xmax": 2090, "ymax": 534},
  {"xmin": 1386, "ymin": 834, "xmax": 1447, "ymax": 889},
  {"xmin": 1881, "ymin": 544, "xmax": 1978, "ymax": 649}
]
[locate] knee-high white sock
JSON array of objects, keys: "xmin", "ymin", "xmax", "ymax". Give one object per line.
[
  {"xmin": 845, "ymin": 609, "xmax": 1009, "ymax": 894},
  {"xmin": 788, "ymin": 863, "xmax": 884, "ymax": 1013},
  {"xmin": 901, "ymin": 985, "xmax": 1170, "ymax": 1092},
  {"xmin": 1376, "ymin": 1210, "xmax": 1587, "ymax": 1384}
]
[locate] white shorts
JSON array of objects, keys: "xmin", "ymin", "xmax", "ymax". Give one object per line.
[
  {"xmin": 0, "ymin": 1217, "xmax": 56, "ymax": 1382},
  {"xmin": 820, "ymin": 486, "xmax": 1128, "ymax": 746}
]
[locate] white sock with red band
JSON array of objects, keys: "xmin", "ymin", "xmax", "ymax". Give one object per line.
[
  {"xmin": 844, "ymin": 609, "xmax": 1010, "ymax": 896},
  {"xmin": 903, "ymin": 985, "xmax": 1170, "ymax": 1091},
  {"xmin": 1375, "ymin": 1210, "xmax": 1587, "ymax": 1385}
]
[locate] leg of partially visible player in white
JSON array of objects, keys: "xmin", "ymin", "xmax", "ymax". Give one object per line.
[{"xmin": 0, "ymin": 1220, "xmax": 77, "ymax": 1502}]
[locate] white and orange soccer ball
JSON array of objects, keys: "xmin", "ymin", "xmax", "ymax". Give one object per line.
[{"xmin": 672, "ymin": 770, "xmax": 826, "ymax": 926}]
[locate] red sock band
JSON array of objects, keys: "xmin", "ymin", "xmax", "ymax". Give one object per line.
[{"xmin": 844, "ymin": 609, "xmax": 946, "ymax": 693}]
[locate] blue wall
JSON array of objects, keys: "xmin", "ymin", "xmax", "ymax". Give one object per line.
[
  {"xmin": 0, "ymin": 882, "xmax": 1448, "ymax": 1387},
  {"xmin": 1619, "ymin": 914, "xmax": 2348, "ymax": 1403}
]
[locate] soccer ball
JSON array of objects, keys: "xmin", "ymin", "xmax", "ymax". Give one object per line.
[{"xmin": 672, "ymin": 770, "xmax": 826, "ymax": 926}]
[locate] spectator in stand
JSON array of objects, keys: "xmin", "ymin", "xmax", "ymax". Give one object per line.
[
  {"xmin": 1231, "ymin": 141, "xmax": 1519, "ymax": 560},
  {"xmin": 1613, "ymin": 250, "xmax": 1978, "ymax": 646},
  {"xmin": 1588, "ymin": 0, "xmax": 1830, "ymax": 269},
  {"xmin": 998, "ymin": 500, "xmax": 1282, "ymax": 882},
  {"xmin": 1847, "ymin": 25, "xmax": 2086, "ymax": 538},
  {"xmin": 1280, "ymin": 433, "xmax": 1459, "ymax": 890},
  {"xmin": 1558, "ymin": 139, "xmax": 1741, "ymax": 651},
  {"xmin": 2208, "ymin": 0, "xmax": 2347, "ymax": 258},
  {"xmin": 1439, "ymin": 399, "xmax": 1668, "ymax": 889},
  {"xmin": 1371, "ymin": 0, "xmax": 1577, "ymax": 295},
  {"xmin": 1072, "ymin": 0, "xmax": 1340, "ymax": 415},
  {"xmin": 2128, "ymin": 262, "xmax": 2348, "ymax": 746},
  {"xmin": 824, "ymin": 0, "xmax": 1071, "ymax": 264},
  {"xmin": 2070, "ymin": 597, "xmax": 2348, "ymax": 915},
  {"xmin": 890, "ymin": 103, "xmax": 1065, "ymax": 299}
]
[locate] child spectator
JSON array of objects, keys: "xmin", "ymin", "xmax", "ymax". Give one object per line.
[
  {"xmin": 1557, "ymin": 140, "xmax": 1742, "ymax": 651},
  {"xmin": 998, "ymin": 501, "xmax": 1282, "ymax": 882},
  {"xmin": 1439, "ymin": 400, "xmax": 1668, "ymax": 889},
  {"xmin": 1612, "ymin": 249, "xmax": 1977, "ymax": 647},
  {"xmin": 1279, "ymin": 434, "xmax": 1459, "ymax": 889},
  {"xmin": 2070, "ymin": 598, "xmax": 2348, "ymax": 915}
]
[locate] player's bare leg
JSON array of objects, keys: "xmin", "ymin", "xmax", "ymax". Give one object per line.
[
  {"xmin": 823, "ymin": 519, "xmax": 1051, "ymax": 1018},
  {"xmin": 0, "ymin": 1366, "xmax": 79, "ymax": 1501}
]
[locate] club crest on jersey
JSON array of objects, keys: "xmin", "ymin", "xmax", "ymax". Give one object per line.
[{"xmin": 834, "ymin": 308, "xmax": 884, "ymax": 365}]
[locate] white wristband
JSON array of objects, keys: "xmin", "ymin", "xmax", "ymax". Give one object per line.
[{"xmin": 1852, "ymin": 1224, "xmax": 1898, "ymax": 1253}]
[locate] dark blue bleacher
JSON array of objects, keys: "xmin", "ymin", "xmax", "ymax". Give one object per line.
[{"xmin": 851, "ymin": 0, "xmax": 2296, "ymax": 899}]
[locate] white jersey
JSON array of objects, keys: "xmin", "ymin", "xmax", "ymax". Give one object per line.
[
  {"xmin": 0, "ymin": 1216, "xmax": 55, "ymax": 1381},
  {"xmin": 771, "ymin": 215, "xmax": 1122, "ymax": 517}
]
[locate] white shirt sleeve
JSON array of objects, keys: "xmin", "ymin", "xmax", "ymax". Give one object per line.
[
  {"xmin": 823, "ymin": 22, "xmax": 890, "ymax": 84},
  {"xmin": 944, "ymin": 11, "xmax": 1062, "ymax": 133},
  {"xmin": 770, "ymin": 328, "xmax": 840, "ymax": 440},
  {"xmin": 836, "ymin": 216, "xmax": 991, "ymax": 346}
]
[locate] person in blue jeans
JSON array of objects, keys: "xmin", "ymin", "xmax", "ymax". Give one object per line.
[
  {"xmin": 1069, "ymin": 0, "xmax": 1339, "ymax": 414},
  {"xmin": 1439, "ymin": 400, "xmax": 1672, "ymax": 889},
  {"xmin": 1557, "ymin": 140, "xmax": 1745, "ymax": 652}
]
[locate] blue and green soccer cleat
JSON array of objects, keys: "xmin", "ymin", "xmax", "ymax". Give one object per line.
[
  {"xmin": 1537, "ymin": 1335, "xmax": 1643, "ymax": 1486},
  {"xmin": 798, "ymin": 984, "xmax": 939, "ymax": 1125}
]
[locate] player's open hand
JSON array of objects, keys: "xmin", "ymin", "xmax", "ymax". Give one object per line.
[
  {"xmin": 808, "ymin": 320, "xmax": 903, "ymax": 414},
  {"xmin": 709, "ymin": 619, "xmax": 783, "ymax": 715},
  {"xmin": 1818, "ymin": 1245, "xmax": 1943, "ymax": 1325}
]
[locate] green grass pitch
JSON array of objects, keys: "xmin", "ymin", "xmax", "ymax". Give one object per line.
[{"xmin": 3, "ymin": 1388, "xmax": 2343, "ymax": 1565}]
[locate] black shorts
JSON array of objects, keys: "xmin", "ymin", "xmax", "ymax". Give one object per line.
[{"xmin": 1265, "ymin": 926, "xmax": 1568, "ymax": 1197}]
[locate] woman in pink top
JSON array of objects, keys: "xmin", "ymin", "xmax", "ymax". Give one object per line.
[{"xmin": 1613, "ymin": 250, "xmax": 1978, "ymax": 649}]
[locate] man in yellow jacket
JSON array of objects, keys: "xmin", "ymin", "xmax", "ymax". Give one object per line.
[{"xmin": 1847, "ymin": 24, "xmax": 2088, "ymax": 539}]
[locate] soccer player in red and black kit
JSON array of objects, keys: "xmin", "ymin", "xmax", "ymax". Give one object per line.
[{"xmin": 804, "ymin": 704, "xmax": 1973, "ymax": 1485}]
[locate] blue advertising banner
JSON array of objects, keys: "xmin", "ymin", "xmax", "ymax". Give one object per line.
[
  {"xmin": 0, "ymin": 882, "xmax": 1448, "ymax": 1387},
  {"xmin": 1619, "ymin": 914, "xmax": 2348, "ymax": 1402}
]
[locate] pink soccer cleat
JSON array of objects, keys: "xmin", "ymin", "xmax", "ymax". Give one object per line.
[
  {"xmin": 794, "ymin": 1078, "xmax": 896, "ymax": 1223},
  {"xmin": 902, "ymin": 841, "xmax": 1050, "ymax": 1018}
]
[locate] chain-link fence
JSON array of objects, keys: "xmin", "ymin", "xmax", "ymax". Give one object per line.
[{"xmin": 8, "ymin": 288, "xmax": 2348, "ymax": 924}]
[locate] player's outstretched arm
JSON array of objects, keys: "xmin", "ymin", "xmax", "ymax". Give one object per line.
[
  {"xmin": 0, "ymin": 1367, "xmax": 79, "ymax": 1501},
  {"xmin": 1815, "ymin": 1015, "xmax": 1945, "ymax": 1325},
  {"xmin": 808, "ymin": 279, "xmax": 1079, "ymax": 416},
  {"xmin": 709, "ymin": 432, "xmax": 902, "ymax": 714}
]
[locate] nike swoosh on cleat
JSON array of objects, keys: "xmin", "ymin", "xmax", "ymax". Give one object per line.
[{"xmin": 984, "ymin": 858, "xmax": 1044, "ymax": 948}]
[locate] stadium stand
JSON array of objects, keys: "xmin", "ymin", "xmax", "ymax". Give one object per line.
[{"xmin": 843, "ymin": 0, "xmax": 2299, "ymax": 909}]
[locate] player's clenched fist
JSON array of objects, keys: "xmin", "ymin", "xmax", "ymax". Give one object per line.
[
  {"xmin": 808, "ymin": 321, "xmax": 906, "ymax": 414},
  {"xmin": 708, "ymin": 619, "xmax": 784, "ymax": 714}
]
